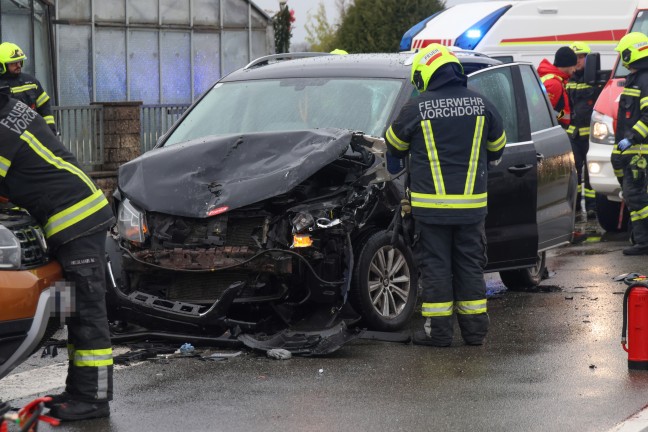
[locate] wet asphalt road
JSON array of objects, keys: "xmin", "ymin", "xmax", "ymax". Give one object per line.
[{"xmin": 5, "ymin": 230, "xmax": 648, "ymax": 432}]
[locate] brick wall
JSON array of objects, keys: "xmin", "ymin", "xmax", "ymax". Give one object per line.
[{"xmin": 89, "ymin": 101, "xmax": 143, "ymax": 203}]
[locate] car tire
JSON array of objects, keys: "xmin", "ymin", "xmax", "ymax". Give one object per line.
[
  {"xmin": 595, "ymin": 193, "xmax": 628, "ymax": 232},
  {"xmin": 499, "ymin": 251, "xmax": 546, "ymax": 291},
  {"xmin": 351, "ymin": 231, "xmax": 417, "ymax": 331}
]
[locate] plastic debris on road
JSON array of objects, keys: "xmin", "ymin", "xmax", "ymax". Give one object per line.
[
  {"xmin": 267, "ymin": 349, "xmax": 292, "ymax": 360},
  {"xmin": 179, "ymin": 343, "xmax": 195, "ymax": 355}
]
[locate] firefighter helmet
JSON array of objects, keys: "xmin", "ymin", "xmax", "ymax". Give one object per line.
[
  {"xmin": 410, "ymin": 43, "xmax": 462, "ymax": 92},
  {"xmin": 0, "ymin": 42, "xmax": 26, "ymax": 75},
  {"xmin": 615, "ymin": 32, "xmax": 648, "ymax": 68},
  {"xmin": 570, "ymin": 41, "xmax": 591, "ymax": 55}
]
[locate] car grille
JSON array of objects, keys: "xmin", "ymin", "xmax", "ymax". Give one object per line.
[
  {"xmin": 225, "ymin": 216, "xmax": 266, "ymax": 247},
  {"xmin": 165, "ymin": 272, "xmax": 252, "ymax": 302},
  {"xmin": 13, "ymin": 226, "xmax": 48, "ymax": 268}
]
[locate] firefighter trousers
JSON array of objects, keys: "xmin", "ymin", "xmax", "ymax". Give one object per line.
[
  {"xmin": 623, "ymin": 173, "xmax": 648, "ymax": 246},
  {"xmin": 54, "ymin": 230, "xmax": 113, "ymax": 403},
  {"xmin": 570, "ymin": 135, "xmax": 595, "ymax": 211},
  {"xmin": 414, "ymin": 220, "xmax": 489, "ymax": 345}
]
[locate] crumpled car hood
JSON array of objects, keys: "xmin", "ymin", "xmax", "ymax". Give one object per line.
[{"xmin": 118, "ymin": 128, "xmax": 353, "ymax": 218}]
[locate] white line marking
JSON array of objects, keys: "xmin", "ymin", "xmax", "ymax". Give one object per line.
[
  {"xmin": 0, "ymin": 347, "xmax": 134, "ymax": 402},
  {"xmin": 609, "ymin": 405, "xmax": 648, "ymax": 432}
]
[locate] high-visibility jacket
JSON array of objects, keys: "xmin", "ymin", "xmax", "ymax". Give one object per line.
[
  {"xmin": 0, "ymin": 72, "xmax": 56, "ymax": 132},
  {"xmin": 537, "ymin": 59, "xmax": 571, "ymax": 128},
  {"xmin": 566, "ymin": 69, "xmax": 603, "ymax": 138},
  {"xmin": 385, "ymin": 81, "xmax": 506, "ymax": 225},
  {"xmin": 0, "ymin": 95, "xmax": 113, "ymax": 250},
  {"xmin": 611, "ymin": 68, "xmax": 648, "ymax": 238}
]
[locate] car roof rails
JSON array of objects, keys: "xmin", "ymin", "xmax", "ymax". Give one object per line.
[{"xmin": 244, "ymin": 52, "xmax": 333, "ymax": 70}]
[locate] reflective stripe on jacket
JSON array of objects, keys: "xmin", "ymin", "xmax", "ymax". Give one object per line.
[
  {"xmin": 566, "ymin": 69, "xmax": 604, "ymax": 136},
  {"xmin": 0, "ymin": 72, "xmax": 56, "ymax": 131},
  {"xmin": 385, "ymin": 82, "xmax": 506, "ymax": 225},
  {"xmin": 0, "ymin": 97, "xmax": 114, "ymax": 250}
]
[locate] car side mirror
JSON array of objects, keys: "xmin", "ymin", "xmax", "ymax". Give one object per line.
[{"xmin": 583, "ymin": 52, "xmax": 601, "ymax": 85}]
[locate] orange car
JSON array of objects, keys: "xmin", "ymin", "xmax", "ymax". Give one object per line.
[{"xmin": 0, "ymin": 206, "xmax": 65, "ymax": 380}]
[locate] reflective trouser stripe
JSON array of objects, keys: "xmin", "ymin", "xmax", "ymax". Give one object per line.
[
  {"xmin": 577, "ymin": 184, "xmax": 582, "ymax": 193},
  {"xmin": 579, "ymin": 127, "xmax": 590, "ymax": 136},
  {"xmin": 422, "ymin": 301, "xmax": 453, "ymax": 317},
  {"xmin": 43, "ymin": 114, "xmax": 55, "ymax": 125},
  {"xmin": 97, "ymin": 366, "xmax": 109, "ymax": 400},
  {"xmin": 465, "ymin": 116, "xmax": 484, "ymax": 194},
  {"xmin": 584, "ymin": 188, "xmax": 595, "ymax": 198},
  {"xmin": 73, "ymin": 348, "xmax": 113, "ymax": 367},
  {"xmin": 631, "ymin": 205, "xmax": 648, "ymax": 222},
  {"xmin": 421, "ymin": 120, "xmax": 445, "ymax": 194},
  {"xmin": 455, "ymin": 299, "xmax": 487, "ymax": 315},
  {"xmin": 386, "ymin": 125, "xmax": 409, "ymax": 151},
  {"xmin": 566, "ymin": 125, "xmax": 576, "ymax": 134},
  {"xmin": 615, "ymin": 168, "xmax": 624, "ymax": 177}
]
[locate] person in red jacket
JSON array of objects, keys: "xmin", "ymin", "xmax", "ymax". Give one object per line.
[{"xmin": 537, "ymin": 46, "xmax": 578, "ymax": 128}]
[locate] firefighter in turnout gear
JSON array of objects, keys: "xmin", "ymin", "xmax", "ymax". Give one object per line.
[
  {"xmin": 611, "ymin": 32, "xmax": 648, "ymax": 256},
  {"xmin": 385, "ymin": 44, "xmax": 506, "ymax": 346},
  {"xmin": 0, "ymin": 87, "xmax": 115, "ymax": 420},
  {"xmin": 537, "ymin": 46, "xmax": 578, "ymax": 128},
  {"xmin": 0, "ymin": 42, "xmax": 56, "ymax": 133},
  {"xmin": 566, "ymin": 42, "xmax": 602, "ymax": 220}
]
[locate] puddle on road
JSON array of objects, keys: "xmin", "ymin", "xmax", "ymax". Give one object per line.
[
  {"xmin": 557, "ymin": 248, "xmax": 613, "ymax": 256},
  {"xmin": 527, "ymin": 284, "xmax": 562, "ymax": 293}
]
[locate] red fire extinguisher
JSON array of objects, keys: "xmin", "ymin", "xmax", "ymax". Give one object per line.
[{"xmin": 622, "ymin": 282, "xmax": 648, "ymax": 370}]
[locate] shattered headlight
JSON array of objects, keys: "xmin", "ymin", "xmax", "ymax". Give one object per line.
[
  {"xmin": 0, "ymin": 225, "xmax": 21, "ymax": 269},
  {"xmin": 117, "ymin": 198, "xmax": 148, "ymax": 244}
]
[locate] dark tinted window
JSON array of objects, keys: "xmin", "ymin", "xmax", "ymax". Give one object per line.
[{"xmin": 468, "ymin": 66, "xmax": 518, "ymax": 142}]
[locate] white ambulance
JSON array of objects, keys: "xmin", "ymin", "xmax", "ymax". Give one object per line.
[{"xmin": 400, "ymin": 0, "xmax": 637, "ymax": 69}]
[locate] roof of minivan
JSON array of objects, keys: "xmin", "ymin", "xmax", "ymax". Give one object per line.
[{"xmin": 222, "ymin": 52, "xmax": 501, "ymax": 82}]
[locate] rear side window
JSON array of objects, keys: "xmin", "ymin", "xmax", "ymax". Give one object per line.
[
  {"xmin": 519, "ymin": 64, "xmax": 554, "ymax": 133},
  {"xmin": 468, "ymin": 66, "xmax": 518, "ymax": 142}
]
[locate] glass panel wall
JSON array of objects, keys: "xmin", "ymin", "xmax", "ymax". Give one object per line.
[
  {"xmin": 55, "ymin": 0, "xmax": 272, "ymax": 106},
  {"xmin": 0, "ymin": 0, "xmax": 55, "ymax": 102}
]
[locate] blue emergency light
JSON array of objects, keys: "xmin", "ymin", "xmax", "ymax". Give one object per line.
[{"xmin": 454, "ymin": 5, "xmax": 511, "ymax": 50}]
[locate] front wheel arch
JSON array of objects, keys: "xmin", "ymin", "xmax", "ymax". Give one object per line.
[{"xmin": 350, "ymin": 231, "xmax": 418, "ymax": 331}]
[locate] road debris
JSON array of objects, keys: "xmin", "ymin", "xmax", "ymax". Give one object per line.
[{"xmin": 267, "ymin": 349, "xmax": 292, "ymax": 360}]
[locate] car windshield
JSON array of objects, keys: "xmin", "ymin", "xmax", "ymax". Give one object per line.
[
  {"xmin": 614, "ymin": 10, "xmax": 648, "ymax": 78},
  {"xmin": 163, "ymin": 77, "xmax": 403, "ymax": 147}
]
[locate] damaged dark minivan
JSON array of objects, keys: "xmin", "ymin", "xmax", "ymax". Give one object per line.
[{"xmin": 106, "ymin": 52, "xmax": 576, "ymax": 353}]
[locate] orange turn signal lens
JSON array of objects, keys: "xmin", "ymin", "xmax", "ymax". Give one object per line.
[{"xmin": 292, "ymin": 234, "xmax": 313, "ymax": 248}]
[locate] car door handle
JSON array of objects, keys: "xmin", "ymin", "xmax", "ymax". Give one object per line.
[
  {"xmin": 508, "ymin": 164, "xmax": 534, "ymax": 176},
  {"xmin": 536, "ymin": 153, "xmax": 545, "ymax": 162}
]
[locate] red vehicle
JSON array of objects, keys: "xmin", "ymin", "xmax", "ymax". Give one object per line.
[{"xmin": 587, "ymin": 2, "xmax": 648, "ymax": 232}]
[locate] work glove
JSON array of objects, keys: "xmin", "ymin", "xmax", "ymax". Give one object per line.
[{"xmin": 618, "ymin": 138, "xmax": 632, "ymax": 152}]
